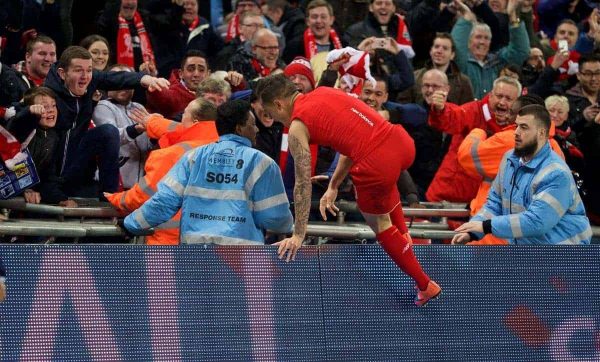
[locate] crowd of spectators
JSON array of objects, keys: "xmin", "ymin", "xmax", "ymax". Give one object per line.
[{"xmin": 0, "ymin": 0, "xmax": 598, "ymax": 246}]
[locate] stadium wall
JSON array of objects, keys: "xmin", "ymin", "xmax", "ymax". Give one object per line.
[{"xmin": 1, "ymin": 245, "xmax": 598, "ymax": 361}]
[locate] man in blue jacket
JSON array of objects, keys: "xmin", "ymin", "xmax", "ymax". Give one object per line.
[
  {"xmin": 452, "ymin": 104, "xmax": 592, "ymax": 245},
  {"xmin": 124, "ymin": 99, "xmax": 293, "ymax": 244}
]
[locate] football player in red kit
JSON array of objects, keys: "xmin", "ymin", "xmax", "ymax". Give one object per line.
[{"xmin": 257, "ymin": 75, "xmax": 441, "ymax": 306}]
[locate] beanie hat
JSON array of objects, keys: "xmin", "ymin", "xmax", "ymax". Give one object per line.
[{"xmin": 284, "ymin": 57, "xmax": 316, "ymax": 89}]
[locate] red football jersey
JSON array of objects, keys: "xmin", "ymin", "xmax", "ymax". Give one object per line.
[{"xmin": 291, "ymin": 87, "xmax": 394, "ymax": 163}]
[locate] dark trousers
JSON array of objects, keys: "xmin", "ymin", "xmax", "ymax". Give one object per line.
[{"xmin": 62, "ymin": 124, "xmax": 120, "ymax": 195}]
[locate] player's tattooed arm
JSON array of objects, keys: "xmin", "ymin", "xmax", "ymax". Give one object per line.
[{"xmin": 288, "ymin": 122, "xmax": 312, "ymax": 241}]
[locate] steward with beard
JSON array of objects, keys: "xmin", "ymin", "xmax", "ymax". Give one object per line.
[
  {"xmin": 427, "ymin": 75, "xmax": 520, "ymax": 203},
  {"xmin": 452, "ymin": 104, "xmax": 592, "ymax": 245}
]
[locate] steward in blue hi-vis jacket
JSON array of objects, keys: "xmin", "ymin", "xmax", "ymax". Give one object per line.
[
  {"xmin": 125, "ymin": 100, "xmax": 293, "ymax": 244},
  {"xmin": 459, "ymin": 105, "xmax": 592, "ymax": 245}
]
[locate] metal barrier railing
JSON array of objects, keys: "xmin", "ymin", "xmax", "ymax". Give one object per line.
[
  {"xmin": 0, "ymin": 198, "xmax": 122, "ymax": 218},
  {"xmin": 313, "ymin": 199, "xmax": 471, "ymax": 218},
  {"xmin": 306, "ymin": 222, "xmax": 457, "ymax": 240},
  {"xmin": 0, "ymin": 198, "xmax": 597, "ymax": 241}
]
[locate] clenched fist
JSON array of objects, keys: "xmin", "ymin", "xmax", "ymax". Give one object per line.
[{"xmin": 431, "ymin": 90, "xmax": 448, "ymax": 111}]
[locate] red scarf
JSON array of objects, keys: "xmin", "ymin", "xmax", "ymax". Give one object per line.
[
  {"xmin": 117, "ymin": 11, "xmax": 155, "ymax": 68},
  {"xmin": 185, "ymin": 16, "xmax": 200, "ymax": 32},
  {"xmin": 394, "ymin": 14, "xmax": 412, "ymax": 46},
  {"xmin": 547, "ymin": 39, "xmax": 580, "ymax": 81},
  {"xmin": 303, "ymin": 28, "xmax": 342, "ymax": 59},
  {"xmin": 225, "ymin": 14, "xmax": 240, "ymax": 43},
  {"xmin": 251, "ymin": 58, "xmax": 273, "ymax": 78}
]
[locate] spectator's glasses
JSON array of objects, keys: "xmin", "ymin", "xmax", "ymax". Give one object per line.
[
  {"xmin": 528, "ymin": 55, "xmax": 544, "ymax": 60},
  {"xmin": 254, "ymin": 45, "xmax": 279, "ymax": 52},
  {"xmin": 579, "ymin": 71, "xmax": 600, "ymax": 78}
]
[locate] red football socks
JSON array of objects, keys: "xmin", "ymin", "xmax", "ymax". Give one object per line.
[
  {"xmin": 377, "ymin": 225, "xmax": 430, "ymax": 291},
  {"xmin": 389, "ymin": 204, "xmax": 408, "ymax": 234}
]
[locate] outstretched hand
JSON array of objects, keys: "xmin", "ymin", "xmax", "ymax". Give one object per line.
[
  {"xmin": 319, "ymin": 187, "xmax": 339, "ymax": 221},
  {"xmin": 141, "ymin": 75, "xmax": 170, "ymax": 92},
  {"xmin": 273, "ymin": 235, "xmax": 303, "ymax": 262}
]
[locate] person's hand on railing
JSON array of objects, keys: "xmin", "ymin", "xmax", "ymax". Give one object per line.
[
  {"xmin": 59, "ymin": 200, "xmax": 78, "ymax": 208},
  {"xmin": 23, "ymin": 189, "xmax": 41, "ymax": 204},
  {"xmin": 451, "ymin": 232, "xmax": 471, "ymax": 244}
]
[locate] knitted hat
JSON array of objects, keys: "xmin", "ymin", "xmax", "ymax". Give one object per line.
[{"xmin": 284, "ymin": 57, "xmax": 316, "ymax": 89}]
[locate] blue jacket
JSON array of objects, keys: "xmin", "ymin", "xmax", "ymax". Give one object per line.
[
  {"xmin": 472, "ymin": 142, "xmax": 592, "ymax": 245},
  {"xmin": 125, "ymin": 134, "xmax": 293, "ymax": 244}
]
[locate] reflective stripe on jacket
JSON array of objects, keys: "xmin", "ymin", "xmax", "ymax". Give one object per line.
[
  {"xmin": 124, "ymin": 134, "xmax": 293, "ymax": 244},
  {"xmin": 471, "ymin": 143, "xmax": 592, "ymax": 245},
  {"xmin": 458, "ymin": 126, "xmax": 564, "ymax": 217},
  {"xmin": 107, "ymin": 118, "xmax": 219, "ymax": 245}
]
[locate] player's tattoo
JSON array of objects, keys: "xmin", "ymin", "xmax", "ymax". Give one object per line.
[{"xmin": 289, "ymin": 133, "xmax": 312, "ymax": 239}]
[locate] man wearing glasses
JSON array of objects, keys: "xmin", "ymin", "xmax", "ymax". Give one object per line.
[
  {"xmin": 228, "ymin": 28, "xmax": 286, "ymax": 83},
  {"xmin": 566, "ymin": 54, "xmax": 600, "ymax": 132}
]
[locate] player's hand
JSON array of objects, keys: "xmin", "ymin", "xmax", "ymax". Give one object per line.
[
  {"xmin": 403, "ymin": 232, "xmax": 413, "ymax": 247},
  {"xmin": 451, "ymin": 232, "xmax": 471, "ymax": 244},
  {"xmin": 431, "ymin": 90, "xmax": 448, "ymax": 111},
  {"xmin": 0, "ymin": 280, "xmax": 6, "ymax": 303},
  {"xmin": 273, "ymin": 234, "xmax": 302, "ymax": 262},
  {"xmin": 23, "ymin": 189, "xmax": 41, "ymax": 204},
  {"xmin": 319, "ymin": 187, "xmax": 339, "ymax": 220}
]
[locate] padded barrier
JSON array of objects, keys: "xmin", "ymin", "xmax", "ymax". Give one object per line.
[{"xmin": 1, "ymin": 245, "xmax": 599, "ymax": 361}]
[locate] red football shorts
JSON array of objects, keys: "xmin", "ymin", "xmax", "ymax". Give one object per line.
[{"xmin": 350, "ymin": 126, "xmax": 415, "ymax": 214}]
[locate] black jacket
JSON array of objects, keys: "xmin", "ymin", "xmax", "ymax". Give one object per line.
[
  {"xmin": 0, "ymin": 64, "xmax": 28, "ymax": 110},
  {"xmin": 7, "ymin": 108, "xmax": 65, "ymax": 203},
  {"xmin": 43, "ymin": 65, "xmax": 143, "ymax": 175},
  {"xmin": 255, "ymin": 118, "xmax": 283, "ymax": 163},
  {"xmin": 277, "ymin": 6, "xmax": 307, "ymax": 64},
  {"xmin": 343, "ymin": 13, "xmax": 415, "ymax": 97}
]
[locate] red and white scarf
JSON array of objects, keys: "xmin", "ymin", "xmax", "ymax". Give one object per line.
[
  {"xmin": 393, "ymin": 14, "xmax": 414, "ymax": 59},
  {"xmin": 225, "ymin": 14, "xmax": 240, "ymax": 43},
  {"xmin": 303, "ymin": 28, "xmax": 342, "ymax": 59},
  {"xmin": 117, "ymin": 11, "xmax": 155, "ymax": 68},
  {"xmin": 326, "ymin": 47, "xmax": 376, "ymax": 87}
]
